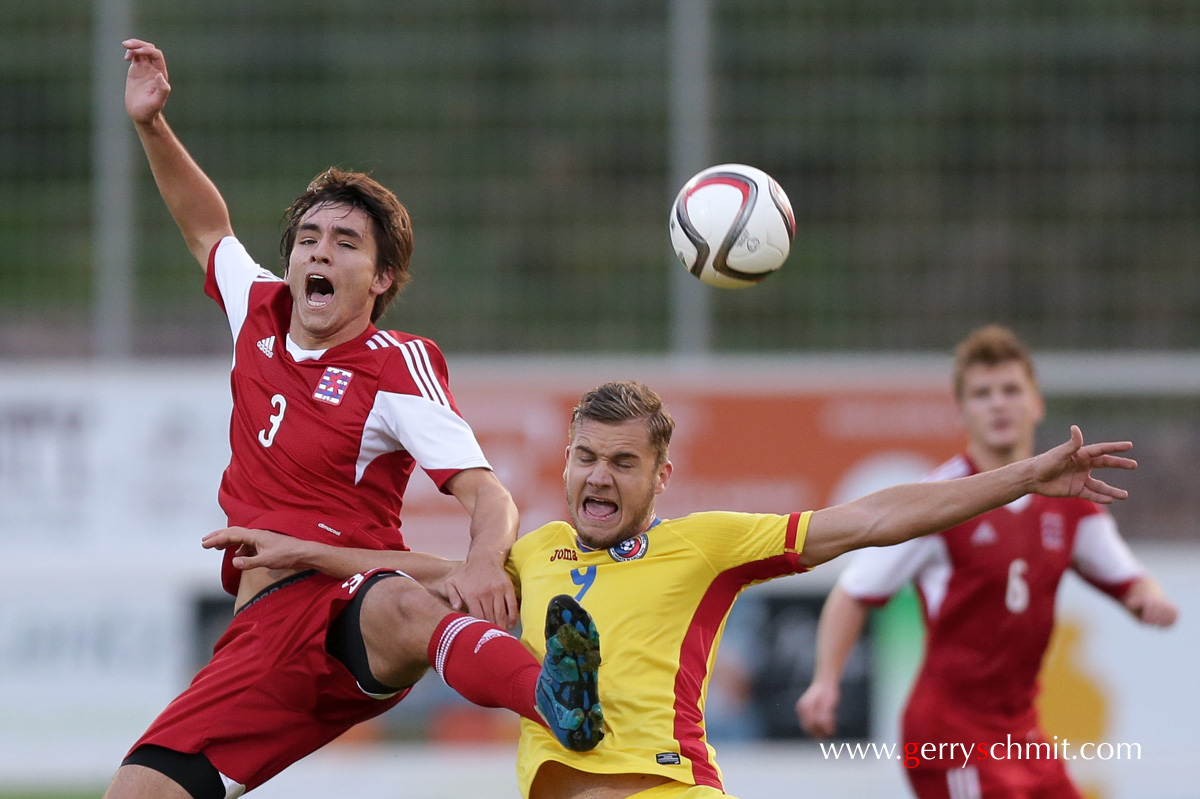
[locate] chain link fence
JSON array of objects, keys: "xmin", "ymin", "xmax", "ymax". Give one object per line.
[{"xmin": 3, "ymin": 0, "xmax": 1198, "ymax": 356}]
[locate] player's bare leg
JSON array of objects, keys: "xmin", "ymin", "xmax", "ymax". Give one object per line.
[
  {"xmin": 357, "ymin": 574, "xmax": 447, "ymax": 688},
  {"xmin": 530, "ymin": 761, "xmax": 671, "ymax": 799},
  {"xmin": 103, "ymin": 764, "xmax": 192, "ymax": 799}
]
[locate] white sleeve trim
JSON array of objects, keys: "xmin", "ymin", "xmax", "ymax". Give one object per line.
[
  {"xmin": 396, "ymin": 337, "xmax": 451, "ymax": 406},
  {"xmin": 212, "ymin": 236, "xmax": 283, "ymax": 341},
  {"xmin": 913, "ymin": 537, "xmax": 953, "ymax": 618},
  {"xmin": 356, "ymin": 391, "xmax": 491, "ymax": 484},
  {"xmin": 1071, "ymin": 513, "xmax": 1143, "ymax": 586},
  {"xmin": 838, "ymin": 535, "xmax": 943, "ymax": 603}
]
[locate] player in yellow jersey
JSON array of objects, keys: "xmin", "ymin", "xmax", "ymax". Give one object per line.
[{"xmin": 205, "ymin": 380, "xmax": 1138, "ymax": 799}]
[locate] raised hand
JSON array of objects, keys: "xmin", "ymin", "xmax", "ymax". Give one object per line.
[
  {"xmin": 1029, "ymin": 426, "xmax": 1136, "ymax": 503},
  {"xmin": 123, "ymin": 39, "xmax": 171, "ymax": 124}
]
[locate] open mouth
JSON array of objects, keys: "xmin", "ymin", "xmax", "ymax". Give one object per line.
[
  {"xmin": 582, "ymin": 497, "xmax": 618, "ymax": 521},
  {"xmin": 306, "ymin": 274, "xmax": 334, "ymax": 307}
]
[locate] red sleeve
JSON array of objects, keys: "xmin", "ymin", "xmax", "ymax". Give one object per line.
[{"xmin": 203, "ymin": 239, "xmax": 226, "ymax": 312}]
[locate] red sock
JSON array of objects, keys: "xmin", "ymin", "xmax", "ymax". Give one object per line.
[{"xmin": 427, "ymin": 612, "xmax": 542, "ymax": 724}]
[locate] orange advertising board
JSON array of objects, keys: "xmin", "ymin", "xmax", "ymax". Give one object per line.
[{"xmin": 396, "ymin": 360, "xmax": 964, "ymax": 558}]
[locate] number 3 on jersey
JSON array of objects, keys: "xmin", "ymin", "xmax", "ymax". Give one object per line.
[{"xmin": 258, "ymin": 394, "xmax": 287, "ymax": 447}]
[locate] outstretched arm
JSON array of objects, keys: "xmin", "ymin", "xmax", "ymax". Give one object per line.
[
  {"xmin": 124, "ymin": 39, "xmax": 232, "ymax": 268},
  {"xmin": 802, "ymin": 426, "xmax": 1135, "ymax": 568},
  {"xmin": 1070, "ymin": 512, "xmax": 1179, "ymax": 628},
  {"xmin": 796, "ymin": 584, "xmax": 871, "ymax": 738},
  {"xmin": 202, "ymin": 527, "xmax": 460, "ymax": 599}
]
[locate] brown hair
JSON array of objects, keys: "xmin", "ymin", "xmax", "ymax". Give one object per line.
[
  {"xmin": 281, "ymin": 168, "xmax": 414, "ymax": 322},
  {"xmin": 570, "ymin": 381, "xmax": 675, "ymax": 466},
  {"xmin": 953, "ymin": 325, "xmax": 1037, "ymax": 399}
]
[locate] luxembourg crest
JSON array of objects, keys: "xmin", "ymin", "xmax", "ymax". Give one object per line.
[
  {"xmin": 1040, "ymin": 513, "xmax": 1065, "ymax": 551},
  {"xmin": 313, "ymin": 366, "xmax": 353, "ymax": 405},
  {"xmin": 609, "ymin": 532, "xmax": 648, "ymax": 562}
]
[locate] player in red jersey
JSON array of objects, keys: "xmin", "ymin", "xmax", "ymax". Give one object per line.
[
  {"xmin": 106, "ymin": 39, "xmax": 602, "ymax": 799},
  {"xmin": 796, "ymin": 326, "xmax": 1178, "ymax": 799},
  {"xmin": 203, "ymin": 379, "xmax": 1142, "ymax": 799}
]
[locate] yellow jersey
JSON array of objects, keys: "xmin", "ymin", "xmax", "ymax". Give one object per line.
[{"xmin": 507, "ymin": 510, "xmax": 811, "ymax": 797}]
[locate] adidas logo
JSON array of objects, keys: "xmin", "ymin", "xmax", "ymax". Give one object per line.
[
  {"xmin": 257, "ymin": 336, "xmax": 275, "ymax": 358},
  {"xmin": 970, "ymin": 521, "xmax": 998, "ymax": 546},
  {"xmin": 473, "ymin": 628, "xmax": 512, "ymax": 654}
]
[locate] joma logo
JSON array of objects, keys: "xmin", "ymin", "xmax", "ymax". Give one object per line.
[{"xmin": 549, "ymin": 548, "xmax": 578, "ymax": 562}]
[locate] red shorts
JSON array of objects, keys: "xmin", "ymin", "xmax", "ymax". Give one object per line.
[
  {"xmin": 130, "ymin": 569, "xmax": 411, "ymax": 792},
  {"xmin": 906, "ymin": 764, "xmax": 1081, "ymax": 799},
  {"xmin": 903, "ymin": 699, "xmax": 1082, "ymax": 799}
]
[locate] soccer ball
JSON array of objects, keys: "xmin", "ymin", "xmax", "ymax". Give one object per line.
[{"xmin": 669, "ymin": 164, "xmax": 795, "ymax": 288}]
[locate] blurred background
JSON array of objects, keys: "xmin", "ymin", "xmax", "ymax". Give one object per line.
[{"xmin": 1, "ymin": 1, "xmax": 1197, "ymax": 797}]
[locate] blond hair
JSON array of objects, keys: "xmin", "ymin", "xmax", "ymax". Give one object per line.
[
  {"xmin": 952, "ymin": 325, "xmax": 1037, "ymax": 399},
  {"xmin": 570, "ymin": 381, "xmax": 675, "ymax": 466}
]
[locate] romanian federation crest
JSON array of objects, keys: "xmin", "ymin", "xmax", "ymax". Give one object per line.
[{"xmin": 608, "ymin": 532, "xmax": 649, "ymax": 562}]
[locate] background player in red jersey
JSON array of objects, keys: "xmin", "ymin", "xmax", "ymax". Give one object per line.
[
  {"xmin": 106, "ymin": 39, "xmax": 603, "ymax": 799},
  {"xmin": 796, "ymin": 325, "xmax": 1178, "ymax": 799}
]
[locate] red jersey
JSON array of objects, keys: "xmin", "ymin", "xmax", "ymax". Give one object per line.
[
  {"xmin": 839, "ymin": 454, "xmax": 1143, "ymax": 719},
  {"xmin": 204, "ymin": 237, "xmax": 491, "ymax": 594}
]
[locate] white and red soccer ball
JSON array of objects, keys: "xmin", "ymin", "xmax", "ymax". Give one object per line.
[{"xmin": 669, "ymin": 163, "xmax": 795, "ymax": 289}]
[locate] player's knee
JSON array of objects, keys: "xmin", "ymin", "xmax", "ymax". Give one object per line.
[
  {"xmin": 358, "ymin": 576, "xmax": 442, "ymax": 676},
  {"xmin": 367, "ymin": 573, "xmax": 446, "ymax": 628}
]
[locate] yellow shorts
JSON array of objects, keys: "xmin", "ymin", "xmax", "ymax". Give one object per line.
[{"xmin": 629, "ymin": 782, "xmax": 733, "ymax": 799}]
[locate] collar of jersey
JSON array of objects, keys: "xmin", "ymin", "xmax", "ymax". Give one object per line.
[
  {"xmin": 576, "ymin": 516, "xmax": 661, "ymax": 553},
  {"xmin": 285, "ymin": 333, "xmax": 328, "ymax": 362},
  {"xmin": 284, "ymin": 324, "xmax": 379, "ymax": 362}
]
